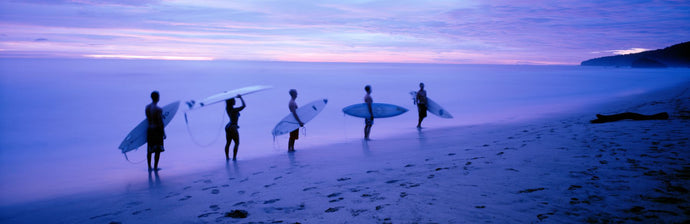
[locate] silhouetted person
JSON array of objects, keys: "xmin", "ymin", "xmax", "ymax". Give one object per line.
[
  {"xmin": 364, "ymin": 85, "xmax": 374, "ymax": 140},
  {"xmin": 288, "ymin": 89, "xmax": 304, "ymax": 151},
  {"xmin": 146, "ymin": 91, "xmax": 165, "ymax": 171},
  {"xmin": 415, "ymin": 82, "xmax": 427, "ymax": 128},
  {"xmin": 225, "ymin": 95, "xmax": 245, "ymax": 161},
  {"xmin": 590, "ymin": 112, "xmax": 669, "ymax": 123}
]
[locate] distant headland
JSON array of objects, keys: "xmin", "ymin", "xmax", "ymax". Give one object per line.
[{"xmin": 581, "ymin": 41, "xmax": 690, "ymax": 68}]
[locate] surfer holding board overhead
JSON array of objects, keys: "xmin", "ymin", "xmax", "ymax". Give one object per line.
[
  {"xmin": 146, "ymin": 91, "xmax": 166, "ymax": 171},
  {"xmin": 225, "ymin": 95, "xmax": 245, "ymax": 161},
  {"xmin": 288, "ymin": 89, "xmax": 304, "ymax": 152}
]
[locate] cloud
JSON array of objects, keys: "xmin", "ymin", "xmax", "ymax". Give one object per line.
[
  {"xmin": 17, "ymin": 0, "xmax": 161, "ymax": 6},
  {"xmin": 1, "ymin": 0, "xmax": 688, "ymax": 64}
]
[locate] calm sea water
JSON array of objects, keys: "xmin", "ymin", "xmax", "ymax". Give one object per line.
[{"xmin": 1, "ymin": 58, "xmax": 689, "ymax": 206}]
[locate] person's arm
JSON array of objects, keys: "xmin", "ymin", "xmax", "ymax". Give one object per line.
[
  {"xmin": 367, "ymin": 101, "xmax": 374, "ymax": 121},
  {"xmin": 237, "ymin": 95, "xmax": 246, "ymax": 111},
  {"xmin": 414, "ymin": 92, "xmax": 420, "ymax": 105},
  {"xmin": 157, "ymin": 108, "xmax": 166, "ymax": 139},
  {"xmin": 290, "ymin": 104, "xmax": 304, "ymax": 127}
]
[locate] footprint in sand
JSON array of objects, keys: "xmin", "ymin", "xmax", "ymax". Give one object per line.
[
  {"xmin": 349, "ymin": 186, "xmax": 367, "ymax": 192},
  {"xmin": 337, "ymin": 177, "xmax": 351, "ymax": 182},
  {"xmin": 164, "ymin": 192, "xmax": 181, "ymax": 199},
  {"xmin": 325, "ymin": 206, "xmax": 344, "ymax": 213},
  {"xmin": 89, "ymin": 212, "xmax": 121, "ymax": 220},
  {"xmin": 329, "ymin": 197, "xmax": 344, "ymax": 203},
  {"xmin": 202, "ymin": 186, "xmax": 217, "ymax": 191},
  {"xmin": 350, "ymin": 209, "xmax": 368, "ymax": 217},
  {"xmin": 375, "ymin": 204, "xmax": 390, "ymax": 210},
  {"xmin": 125, "ymin": 201, "xmax": 143, "ymax": 208},
  {"xmin": 518, "ymin": 188, "xmax": 545, "ymax": 193},
  {"xmin": 211, "ymin": 189, "xmax": 220, "ymax": 194},
  {"xmin": 328, "ymin": 193, "xmax": 342, "ymax": 198},
  {"xmin": 361, "ymin": 193, "xmax": 386, "ymax": 202},
  {"xmin": 303, "ymin": 187, "xmax": 317, "ymax": 191},
  {"xmin": 179, "ymin": 195, "xmax": 192, "ymax": 201},
  {"xmin": 399, "ymin": 182, "xmax": 421, "ymax": 188},
  {"xmin": 264, "ymin": 203, "xmax": 306, "ymax": 214},
  {"xmin": 233, "ymin": 201, "xmax": 252, "ymax": 206},
  {"xmin": 197, "ymin": 212, "xmax": 217, "ymax": 218},
  {"xmin": 131, "ymin": 208, "xmax": 151, "ymax": 215},
  {"xmin": 210, "ymin": 205, "xmax": 220, "ymax": 211},
  {"xmin": 263, "ymin": 199, "xmax": 280, "ymax": 204}
]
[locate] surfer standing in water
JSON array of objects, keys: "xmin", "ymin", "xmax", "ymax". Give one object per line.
[
  {"xmin": 146, "ymin": 91, "xmax": 165, "ymax": 171},
  {"xmin": 364, "ymin": 85, "xmax": 374, "ymax": 140},
  {"xmin": 225, "ymin": 95, "xmax": 245, "ymax": 161},
  {"xmin": 288, "ymin": 89, "xmax": 304, "ymax": 152},
  {"xmin": 415, "ymin": 82, "xmax": 428, "ymax": 128}
]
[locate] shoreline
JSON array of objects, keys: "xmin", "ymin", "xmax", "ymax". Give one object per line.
[{"xmin": 2, "ymin": 82, "xmax": 689, "ymax": 223}]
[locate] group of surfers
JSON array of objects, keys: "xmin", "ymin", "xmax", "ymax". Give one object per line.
[{"xmin": 143, "ymin": 83, "xmax": 430, "ymax": 171}]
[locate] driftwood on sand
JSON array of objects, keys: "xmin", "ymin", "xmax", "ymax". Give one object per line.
[{"xmin": 590, "ymin": 112, "xmax": 669, "ymax": 123}]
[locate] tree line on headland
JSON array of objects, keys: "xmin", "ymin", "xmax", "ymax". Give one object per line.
[{"xmin": 581, "ymin": 41, "xmax": 690, "ymax": 68}]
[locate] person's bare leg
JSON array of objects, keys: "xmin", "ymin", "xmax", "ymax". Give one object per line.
[{"xmin": 153, "ymin": 151, "xmax": 161, "ymax": 170}]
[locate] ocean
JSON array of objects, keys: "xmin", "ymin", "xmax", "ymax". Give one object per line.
[{"xmin": 1, "ymin": 58, "xmax": 688, "ymax": 206}]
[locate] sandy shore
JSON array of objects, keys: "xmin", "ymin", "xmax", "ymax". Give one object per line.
[{"xmin": 2, "ymin": 83, "xmax": 689, "ymax": 223}]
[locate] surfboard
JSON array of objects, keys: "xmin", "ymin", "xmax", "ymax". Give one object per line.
[
  {"xmin": 342, "ymin": 103, "xmax": 408, "ymax": 118},
  {"xmin": 272, "ymin": 99, "xmax": 328, "ymax": 136},
  {"xmin": 410, "ymin": 91, "xmax": 453, "ymax": 118},
  {"xmin": 119, "ymin": 101, "xmax": 180, "ymax": 153},
  {"xmin": 185, "ymin": 85, "xmax": 272, "ymax": 110}
]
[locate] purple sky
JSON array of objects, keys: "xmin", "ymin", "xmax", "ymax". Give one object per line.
[{"xmin": 0, "ymin": 0, "xmax": 688, "ymax": 64}]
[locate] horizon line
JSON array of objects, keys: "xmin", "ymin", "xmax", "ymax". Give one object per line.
[{"xmin": 0, "ymin": 54, "xmax": 580, "ymax": 66}]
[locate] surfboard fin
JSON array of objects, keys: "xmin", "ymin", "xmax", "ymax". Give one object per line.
[{"xmin": 186, "ymin": 100, "xmax": 195, "ymax": 109}]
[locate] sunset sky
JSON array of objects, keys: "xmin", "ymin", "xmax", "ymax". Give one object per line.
[{"xmin": 1, "ymin": 0, "xmax": 688, "ymax": 64}]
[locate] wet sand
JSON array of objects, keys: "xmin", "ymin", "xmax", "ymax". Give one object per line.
[{"xmin": 1, "ymin": 83, "xmax": 689, "ymax": 223}]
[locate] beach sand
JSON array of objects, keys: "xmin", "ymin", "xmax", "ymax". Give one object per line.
[{"xmin": 1, "ymin": 83, "xmax": 689, "ymax": 223}]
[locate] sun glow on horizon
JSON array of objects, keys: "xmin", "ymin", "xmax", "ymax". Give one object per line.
[{"xmin": 608, "ymin": 48, "xmax": 651, "ymax": 55}]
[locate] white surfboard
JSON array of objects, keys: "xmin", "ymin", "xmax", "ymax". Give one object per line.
[
  {"xmin": 410, "ymin": 91, "xmax": 453, "ymax": 118},
  {"xmin": 342, "ymin": 103, "xmax": 408, "ymax": 118},
  {"xmin": 272, "ymin": 99, "xmax": 328, "ymax": 136},
  {"xmin": 119, "ymin": 101, "xmax": 180, "ymax": 153},
  {"xmin": 185, "ymin": 85, "xmax": 272, "ymax": 110}
]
